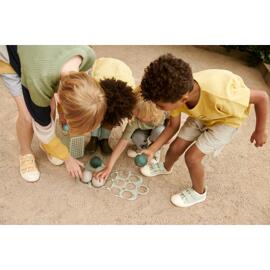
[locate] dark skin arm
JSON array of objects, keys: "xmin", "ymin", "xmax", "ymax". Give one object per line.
[{"xmin": 249, "ymin": 89, "xmax": 269, "ymax": 147}]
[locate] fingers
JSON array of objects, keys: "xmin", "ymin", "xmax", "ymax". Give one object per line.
[
  {"xmin": 94, "ymin": 170, "xmax": 109, "ymax": 183},
  {"xmin": 76, "ymin": 160, "xmax": 85, "ymax": 168},
  {"xmin": 256, "ymin": 141, "xmax": 264, "ymax": 147},
  {"xmin": 97, "ymin": 173, "xmax": 107, "ymax": 181},
  {"xmin": 77, "ymin": 166, "xmax": 82, "ymax": 179},
  {"xmin": 66, "ymin": 161, "xmax": 82, "ymax": 179},
  {"xmin": 254, "ymin": 139, "xmax": 266, "ymax": 147},
  {"xmin": 95, "ymin": 171, "xmax": 103, "ymax": 178}
]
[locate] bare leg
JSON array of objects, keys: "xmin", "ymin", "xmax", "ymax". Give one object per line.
[
  {"xmin": 99, "ymin": 123, "xmax": 114, "ymax": 155},
  {"xmin": 184, "ymin": 144, "xmax": 206, "ymax": 194},
  {"xmin": 164, "ymin": 137, "xmax": 193, "ymax": 171},
  {"xmin": 13, "ymin": 96, "xmax": 34, "ymax": 155}
]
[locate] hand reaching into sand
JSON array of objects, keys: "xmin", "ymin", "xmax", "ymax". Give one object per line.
[
  {"xmin": 65, "ymin": 155, "xmax": 84, "ymax": 178},
  {"xmin": 94, "ymin": 166, "xmax": 112, "ymax": 182},
  {"xmin": 141, "ymin": 149, "xmax": 154, "ymax": 163}
]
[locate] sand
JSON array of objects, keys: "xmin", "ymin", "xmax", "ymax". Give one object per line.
[{"xmin": 0, "ymin": 45, "xmax": 269, "ymax": 224}]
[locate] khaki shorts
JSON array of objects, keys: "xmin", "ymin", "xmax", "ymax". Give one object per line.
[{"xmin": 178, "ymin": 117, "xmax": 237, "ymax": 156}]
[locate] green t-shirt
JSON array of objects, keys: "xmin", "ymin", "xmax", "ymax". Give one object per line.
[{"xmin": 18, "ymin": 45, "xmax": 96, "ymax": 107}]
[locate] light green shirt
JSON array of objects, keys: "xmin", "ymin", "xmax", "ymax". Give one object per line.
[
  {"xmin": 18, "ymin": 45, "xmax": 96, "ymax": 107},
  {"xmin": 122, "ymin": 116, "xmax": 165, "ymax": 140}
]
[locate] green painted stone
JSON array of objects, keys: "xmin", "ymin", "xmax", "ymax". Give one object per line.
[
  {"xmin": 90, "ymin": 156, "xmax": 102, "ymax": 168},
  {"xmin": 134, "ymin": 154, "xmax": 148, "ymax": 167},
  {"xmin": 63, "ymin": 124, "xmax": 69, "ymax": 132}
]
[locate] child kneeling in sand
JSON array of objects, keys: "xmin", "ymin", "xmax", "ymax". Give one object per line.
[
  {"xmin": 85, "ymin": 57, "xmax": 137, "ymax": 155},
  {"xmin": 139, "ymin": 54, "xmax": 269, "ymax": 208},
  {"xmin": 94, "ymin": 88, "xmax": 167, "ymax": 186}
]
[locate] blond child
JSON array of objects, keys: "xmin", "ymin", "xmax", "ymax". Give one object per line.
[
  {"xmin": 139, "ymin": 54, "xmax": 269, "ymax": 207},
  {"xmin": 0, "ymin": 45, "xmax": 106, "ymax": 182},
  {"xmin": 94, "ymin": 88, "xmax": 167, "ymax": 186}
]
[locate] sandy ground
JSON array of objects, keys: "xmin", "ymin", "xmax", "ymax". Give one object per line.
[{"xmin": 0, "ymin": 45, "xmax": 269, "ymax": 224}]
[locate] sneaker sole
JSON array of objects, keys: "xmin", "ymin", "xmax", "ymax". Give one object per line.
[
  {"xmin": 170, "ymin": 195, "xmax": 206, "ymax": 207},
  {"xmin": 20, "ymin": 172, "xmax": 40, "ymax": 183},
  {"xmin": 140, "ymin": 167, "xmax": 172, "ymax": 177}
]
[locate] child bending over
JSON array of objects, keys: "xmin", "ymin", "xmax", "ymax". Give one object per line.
[
  {"xmin": 140, "ymin": 54, "xmax": 269, "ymax": 207},
  {"xmin": 94, "ymin": 88, "xmax": 167, "ymax": 186},
  {"xmin": 85, "ymin": 57, "xmax": 136, "ymax": 155}
]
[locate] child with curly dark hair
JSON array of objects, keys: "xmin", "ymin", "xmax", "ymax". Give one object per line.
[
  {"xmin": 93, "ymin": 87, "xmax": 167, "ymax": 187},
  {"xmin": 85, "ymin": 57, "xmax": 137, "ymax": 155},
  {"xmin": 140, "ymin": 53, "xmax": 269, "ymax": 207}
]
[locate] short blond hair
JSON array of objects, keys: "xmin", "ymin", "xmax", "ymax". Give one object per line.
[
  {"xmin": 134, "ymin": 87, "xmax": 164, "ymax": 126},
  {"xmin": 58, "ymin": 72, "xmax": 106, "ymax": 135}
]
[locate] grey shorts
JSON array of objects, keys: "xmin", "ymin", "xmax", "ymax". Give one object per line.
[
  {"xmin": 178, "ymin": 117, "xmax": 238, "ymax": 156},
  {"xmin": 0, "ymin": 73, "xmax": 23, "ymax": 97}
]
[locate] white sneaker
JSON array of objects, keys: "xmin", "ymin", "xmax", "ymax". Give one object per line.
[
  {"xmin": 151, "ymin": 150, "xmax": 161, "ymax": 164},
  {"xmin": 19, "ymin": 154, "xmax": 40, "ymax": 182},
  {"xmin": 171, "ymin": 187, "xmax": 207, "ymax": 207},
  {"xmin": 127, "ymin": 148, "xmax": 138, "ymax": 158},
  {"xmin": 39, "ymin": 144, "xmax": 64, "ymax": 166},
  {"xmin": 140, "ymin": 162, "xmax": 172, "ymax": 177}
]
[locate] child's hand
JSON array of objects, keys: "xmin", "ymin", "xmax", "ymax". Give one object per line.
[
  {"xmin": 250, "ymin": 129, "xmax": 268, "ymax": 147},
  {"xmin": 64, "ymin": 155, "xmax": 84, "ymax": 178},
  {"xmin": 141, "ymin": 149, "xmax": 154, "ymax": 163},
  {"xmin": 94, "ymin": 166, "xmax": 112, "ymax": 182}
]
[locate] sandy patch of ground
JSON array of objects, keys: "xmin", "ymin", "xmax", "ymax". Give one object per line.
[{"xmin": 0, "ymin": 46, "xmax": 269, "ymax": 224}]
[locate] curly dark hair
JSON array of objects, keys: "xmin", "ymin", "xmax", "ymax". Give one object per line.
[
  {"xmin": 100, "ymin": 78, "xmax": 137, "ymax": 126},
  {"xmin": 141, "ymin": 54, "xmax": 194, "ymax": 103}
]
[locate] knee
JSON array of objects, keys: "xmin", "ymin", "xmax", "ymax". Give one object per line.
[
  {"xmin": 185, "ymin": 149, "xmax": 202, "ymax": 167},
  {"xmin": 168, "ymin": 139, "xmax": 183, "ymax": 156},
  {"xmin": 132, "ymin": 131, "xmax": 147, "ymax": 147},
  {"xmin": 149, "ymin": 126, "xmax": 165, "ymax": 142}
]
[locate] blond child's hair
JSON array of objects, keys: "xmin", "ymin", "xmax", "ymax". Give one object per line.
[
  {"xmin": 58, "ymin": 72, "xmax": 106, "ymax": 135},
  {"xmin": 134, "ymin": 87, "xmax": 164, "ymax": 126}
]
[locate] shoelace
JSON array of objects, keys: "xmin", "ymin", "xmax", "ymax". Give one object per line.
[
  {"xmin": 20, "ymin": 155, "xmax": 36, "ymax": 173},
  {"xmin": 149, "ymin": 162, "xmax": 165, "ymax": 173},
  {"xmin": 180, "ymin": 189, "xmax": 193, "ymax": 202}
]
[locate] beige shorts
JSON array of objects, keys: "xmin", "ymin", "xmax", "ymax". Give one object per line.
[{"xmin": 178, "ymin": 117, "xmax": 238, "ymax": 156}]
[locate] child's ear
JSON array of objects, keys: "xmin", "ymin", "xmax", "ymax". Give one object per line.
[{"xmin": 180, "ymin": 94, "xmax": 189, "ymax": 103}]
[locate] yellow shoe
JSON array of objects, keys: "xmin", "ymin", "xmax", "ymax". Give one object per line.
[{"xmin": 19, "ymin": 154, "xmax": 40, "ymax": 182}]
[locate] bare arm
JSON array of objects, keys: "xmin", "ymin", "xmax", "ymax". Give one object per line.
[
  {"xmin": 95, "ymin": 138, "xmax": 129, "ymax": 180},
  {"xmin": 142, "ymin": 115, "xmax": 181, "ymax": 161},
  {"xmin": 249, "ymin": 89, "xmax": 269, "ymax": 147},
  {"xmin": 106, "ymin": 138, "xmax": 129, "ymax": 169}
]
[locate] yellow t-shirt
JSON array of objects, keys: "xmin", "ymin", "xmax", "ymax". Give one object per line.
[
  {"xmin": 170, "ymin": 69, "xmax": 251, "ymax": 128},
  {"xmin": 91, "ymin": 57, "xmax": 135, "ymax": 89}
]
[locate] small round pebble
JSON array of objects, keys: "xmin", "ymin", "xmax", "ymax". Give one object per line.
[
  {"xmin": 134, "ymin": 154, "xmax": 148, "ymax": 167},
  {"xmin": 90, "ymin": 156, "xmax": 102, "ymax": 168},
  {"xmin": 81, "ymin": 170, "xmax": 92, "ymax": 184},
  {"xmin": 92, "ymin": 177, "xmax": 105, "ymax": 188}
]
